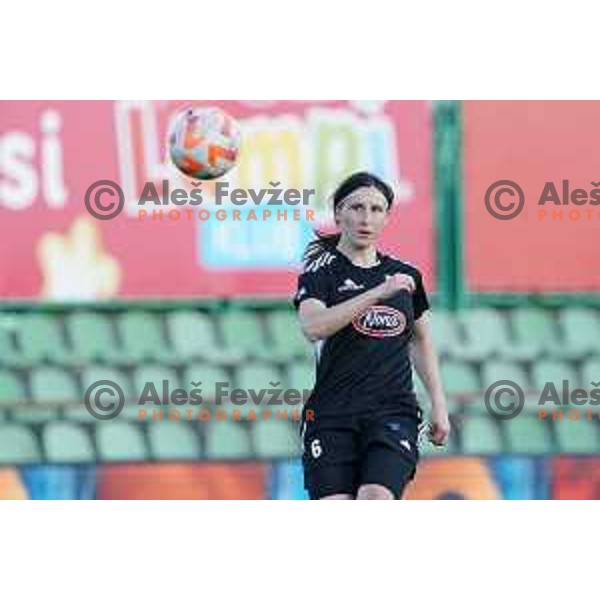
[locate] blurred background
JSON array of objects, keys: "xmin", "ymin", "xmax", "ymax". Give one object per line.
[{"xmin": 0, "ymin": 100, "xmax": 599, "ymax": 499}]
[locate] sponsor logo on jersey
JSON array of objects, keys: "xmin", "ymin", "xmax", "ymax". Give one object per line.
[
  {"xmin": 352, "ymin": 305, "xmax": 407, "ymax": 337},
  {"xmin": 337, "ymin": 278, "xmax": 365, "ymax": 292}
]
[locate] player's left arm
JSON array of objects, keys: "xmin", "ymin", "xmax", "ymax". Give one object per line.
[{"xmin": 410, "ymin": 311, "xmax": 451, "ymax": 446}]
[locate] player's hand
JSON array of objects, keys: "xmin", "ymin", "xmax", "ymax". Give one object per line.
[
  {"xmin": 377, "ymin": 273, "xmax": 416, "ymax": 300},
  {"xmin": 429, "ymin": 404, "xmax": 451, "ymax": 446}
]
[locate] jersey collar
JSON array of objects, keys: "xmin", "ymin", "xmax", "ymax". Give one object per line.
[{"xmin": 333, "ymin": 246, "xmax": 385, "ymax": 270}]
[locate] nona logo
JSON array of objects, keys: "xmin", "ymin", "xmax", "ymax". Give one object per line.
[{"xmin": 352, "ymin": 305, "xmax": 407, "ymax": 338}]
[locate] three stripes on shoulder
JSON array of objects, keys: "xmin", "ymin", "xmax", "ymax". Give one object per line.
[{"xmin": 304, "ymin": 252, "xmax": 337, "ymax": 273}]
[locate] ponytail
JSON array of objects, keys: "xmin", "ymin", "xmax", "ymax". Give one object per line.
[{"xmin": 302, "ymin": 231, "xmax": 342, "ymax": 263}]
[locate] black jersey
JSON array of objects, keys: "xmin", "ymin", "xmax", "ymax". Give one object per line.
[{"xmin": 292, "ymin": 246, "xmax": 430, "ymax": 419}]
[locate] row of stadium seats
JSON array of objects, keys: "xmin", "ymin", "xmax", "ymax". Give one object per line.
[
  {"xmin": 448, "ymin": 399, "xmax": 600, "ymax": 455},
  {"xmin": 1, "ymin": 356, "xmax": 598, "ymax": 410},
  {"xmin": 433, "ymin": 307, "xmax": 600, "ymax": 360},
  {"xmin": 0, "ymin": 418, "xmax": 300, "ymax": 464},
  {"xmin": 0, "ymin": 310, "xmax": 311, "ymax": 367},
  {"xmin": 1, "ymin": 307, "xmax": 600, "ymax": 368},
  {"xmin": 0, "ymin": 363, "xmax": 314, "ymax": 410},
  {"xmin": 0, "ymin": 400, "xmax": 599, "ymax": 464},
  {"xmin": 0, "ymin": 305, "xmax": 599, "ymax": 463},
  {"xmin": 417, "ymin": 358, "xmax": 600, "ymax": 396}
]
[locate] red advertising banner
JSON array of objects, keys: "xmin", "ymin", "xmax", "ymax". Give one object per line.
[
  {"xmin": 95, "ymin": 464, "xmax": 268, "ymax": 500},
  {"xmin": 0, "ymin": 101, "xmax": 434, "ymax": 300},
  {"xmin": 464, "ymin": 101, "xmax": 600, "ymax": 292},
  {"xmin": 552, "ymin": 457, "xmax": 600, "ymax": 499}
]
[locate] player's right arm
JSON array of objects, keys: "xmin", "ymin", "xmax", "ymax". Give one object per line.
[{"xmin": 296, "ymin": 273, "xmax": 415, "ymax": 342}]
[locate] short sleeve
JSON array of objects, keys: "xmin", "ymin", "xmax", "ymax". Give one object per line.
[
  {"xmin": 292, "ymin": 269, "xmax": 330, "ymax": 310},
  {"xmin": 412, "ymin": 269, "xmax": 430, "ymax": 321}
]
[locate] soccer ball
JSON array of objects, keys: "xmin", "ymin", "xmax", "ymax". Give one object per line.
[{"xmin": 168, "ymin": 106, "xmax": 241, "ymax": 180}]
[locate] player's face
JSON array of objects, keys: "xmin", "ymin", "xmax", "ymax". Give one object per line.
[{"xmin": 335, "ymin": 187, "xmax": 389, "ymax": 248}]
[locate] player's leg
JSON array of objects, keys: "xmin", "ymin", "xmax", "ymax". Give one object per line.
[
  {"xmin": 305, "ymin": 464, "xmax": 357, "ymax": 499},
  {"xmin": 319, "ymin": 493, "xmax": 353, "ymax": 500},
  {"xmin": 356, "ymin": 483, "xmax": 394, "ymax": 500},
  {"xmin": 301, "ymin": 416, "xmax": 360, "ymax": 500},
  {"xmin": 358, "ymin": 413, "xmax": 420, "ymax": 500}
]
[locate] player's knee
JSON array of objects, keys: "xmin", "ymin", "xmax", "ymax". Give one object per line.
[
  {"xmin": 318, "ymin": 493, "xmax": 353, "ymax": 500},
  {"xmin": 357, "ymin": 484, "xmax": 394, "ymax": 500}
]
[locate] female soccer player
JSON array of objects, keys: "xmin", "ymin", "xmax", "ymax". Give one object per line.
[{"xmin": 293, "ymin": 171, "xmax": 450, "ymax": 500}]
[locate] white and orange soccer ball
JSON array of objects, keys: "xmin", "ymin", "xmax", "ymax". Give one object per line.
[{"xmin": 168, "ymin": 106, "xmax": 241, "ymax": 180}]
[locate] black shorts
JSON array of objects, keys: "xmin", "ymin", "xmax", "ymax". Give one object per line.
[{"xmin": 300, "ymin": 409, "xmax": 422, "ymax": 500}]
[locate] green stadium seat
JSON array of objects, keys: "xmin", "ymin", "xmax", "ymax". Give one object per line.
[
  {"xmin": 253, "ymin": 419, "xmax": 299, "ymax": 458},
  {"xmin": 557, "ymin": 308, "xmax": 600, "ymax": 360},
  {"xmin": 217, "ymin": 400, "xmax": 264, "ymax": 420},
  {"xmin": 12, "ymin": 407, "xmax": 60, "ymax": 424},
  {"xmin": 454, "ymin": 309, "xmax": 511, "ymax": 361},
  {"xmin": 0, "ymin": 370, "xmax": 27, "ymax": 408},
  {"xmin": 265, "ymin": 310, "xmax": 313, "ymax": 361},
  {"xmin": 81, "ymin": 365, "xmax": 133, "ymax": 399},
  {"xmin": 131, "ymin": 364, "xmax": 184, "ymax": 422},
  {"xmin": 580, "ymin": 358, "xmax": 600, "ymax": 391},
  {"xmin": 167, "ymin": 310, "xmax": 244, "ymax": 366},
  {"xmin": 481, "ymin": 360, "xmax": 529, "ymax": 390},
  {"xmin": 504, "ymin": 416, "xmax": 553, "ymax": 454},
  {"xmin": 460, "ymin": 415, "xmax": 503, "ymax": 454},
  {"xmin": 531, "ymin": 359, "xmax": 578, "ymax": 392},
  {"xmin": 16, "ymin": 313, "xmax": 75, "ymax": 366},
  {"xmin": 75, "ymin": 365, "xmax": 139, "ymax": 421},
  {"xmin": 30, "ymin": 366, "xmax": 79, "ymax": 405},
  {"xmin": 96, "ymin": 422, "xmax": 148, "ymax": 462},
  {"xmin": 235, "ymin": 363, "xmax": 283, "ymax": 416},
  {"xmin": 509, "ymin": 309, "xmax": 561, "ymax": 360},
  {"xmin": 522, "ymin": 392, "xmax": 546, "ymax": 414},
  {"xmin": 119, "ymin": 311, "xmax": 177, "ymax": 365},
  {"xmin": 478, "ymin": 391, "xmax": 546, "ymax": 419},
  {"xmin": 225, "ymin": 399, "xmax": 267, "ymax": 420},
  {"xmin": 67, "ymin": 312, "xmax": 131, "ymax": 365},
  {"xmin": 286, "ymin": 361, "xmax": 314, "ymax": 402},
  {"xmin": 220, "ymin": 310, "xmax": 275, "ymax": 362},
  {"xmin": 182, "ymin": 363, "xmax": 229, "ymax": 403},
  {"xmin": 235, "ymin": 363, "xmax": 281, "ymax": 391},
  {"xmin": 133, "ymin": 364, "xmax": 181, "ymax": 398},
  {"xmin": 6, "ymin": 365, "xmax": 63, "ymax": 422},
  {"xmin": 440, "ymin": 360, "xmax": 480, "ymax": 397},
  {"xmin": 430, "ymin": 311, "xmax": 462, "ymax": 358},
  {"xmin": 0, "ymin": 424, "xmax": 41, "ymax": 463},
  {"xmin": 0, "ymin": 325, "xmax": 26, "ymax": 367},
  {"xmin": 43, "ymin": 422, "xmax": 95, "ymax": 462},
  {"xmin": 64, "ymin": 404, "xmax": 144, "ymax": 424},
  {"xmin": 148, "ymin": 421, "xmax": 201, "ymax": 460},
  {"xmin": 205, "ymin": 420, "xmax": 252, "ymax": 459},
  {"xmin": 554, "ymin": 417, "xmax": 600, "ymax": 453}
]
